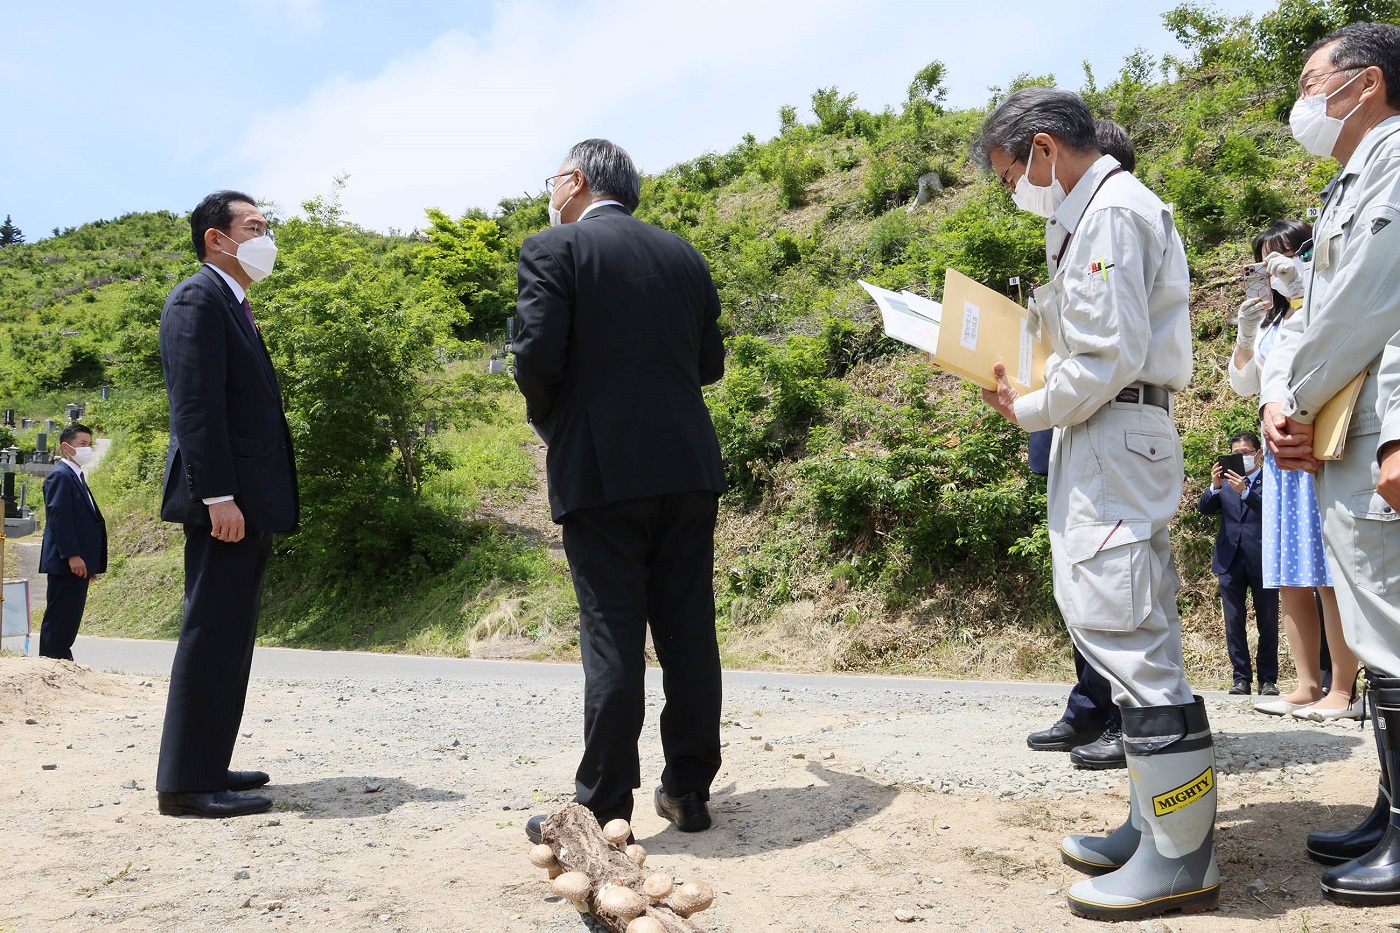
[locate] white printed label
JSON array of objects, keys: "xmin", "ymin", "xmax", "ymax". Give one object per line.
[
  {"xmin": 1018, "ymin": 318, "xmax": 1033, "ymax": 388},
  {"xmin": 961, "ymin": 301, "xmax": 981, "ymax": 351}
]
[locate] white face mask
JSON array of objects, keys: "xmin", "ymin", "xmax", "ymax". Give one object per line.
[
  {"xmin": 68, "ymin": 444, "xmax": 96, "ymax": 466},
  {"xmin": 1289, "ymin": 69, "xmax": 1366, "ymax": 158},
  {"xmin": 548, "ymin": 177, "xmax": 576, "ymax": 228},
  {"xmin": 219, "ymin": 232, "xmax": 278, "ymax": 282},
  {"xmin": 1011, "ymin": 145, "xmax": 1067, "ymax": 218},
  {"xmin": 1242, "ymin": 454, "xmax": 1257, "ymax": 473}
]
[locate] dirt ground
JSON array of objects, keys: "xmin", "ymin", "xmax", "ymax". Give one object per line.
[{"xmin": 2, "ymin": 656, "xmax": 1398, "ymax": 932}]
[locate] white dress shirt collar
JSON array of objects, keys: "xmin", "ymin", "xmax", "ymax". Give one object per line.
[
  {"xmin": 580, "ymin": 199, "xmax": 625, "ymax": 220},
  {"xmin": 207, "ymin": 262, "xmax": 247, "ymax": 305}
]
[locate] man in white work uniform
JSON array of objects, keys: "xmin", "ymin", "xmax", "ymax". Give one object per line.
[
  {"xmin": 1260, "ymin": 22, "xmax": 1400, "ymax": 907},
  {"xmin": 976, "ymin": 87, "xmax": 1215, "ymax": 922}
]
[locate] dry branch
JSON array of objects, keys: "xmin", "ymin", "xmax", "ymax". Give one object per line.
[{"xmin": 534, "ymin": 804, "xmax": 710, "ymax": 933}]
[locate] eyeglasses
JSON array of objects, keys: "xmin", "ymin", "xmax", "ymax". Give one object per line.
[
  {"xmin": 544, "ymin": 171, "xmax": 574, "ymax": 194},
  {"xmin": 997, "ymin": 159, "xmax": 1022, "ymax": 192},
  {"xmin": 1298, "ymin": 66, "xmax": 1361, "ymax": 97},
  {"xmin": 224, "ymin": 222, "xmax": 274, "ymax": 241}
]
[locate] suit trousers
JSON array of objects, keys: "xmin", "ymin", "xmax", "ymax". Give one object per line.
[
  {"xmin": 561, "ymin": 490, "xmax": 722, "ymax": 820},
  {"xmin": 1062, "ymin": 645, "xmax": 1122, "ymax": 732},
  {"xmin": 1217, "ymin": 550, "xmax": 1279, "ymax": 684},
  {"xmin": 156, "ymin": 524, "xmax": 274, "ymax": 793},
  {"xmin": 39, "ymin": 574, "xmax": 90, "ymax": 660}
]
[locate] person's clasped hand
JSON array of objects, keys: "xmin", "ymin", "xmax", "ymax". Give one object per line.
[
  {"xmin": 1224, "ymin": 469, "xmax": 1248, "ymax": 495},
  {"xmin": 1264, "ymin": 251, "xmax": 1305, "ymax": 300},
  {"xmin": 1236, "ymin": 296, "xmax": 1269, "ymax": 348},
  {"xmin": 1210, "ymin": 461, "xmax": 1224, "ymax": 490}
]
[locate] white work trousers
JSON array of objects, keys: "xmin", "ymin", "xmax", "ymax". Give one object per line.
[
  {"xmin": 1316, "ymin": 428, "xmax": 1400, "ymax": 678},
  {"xmin": 1047, "ymin": 398, "xmax": 1194, "ymax": 708}
]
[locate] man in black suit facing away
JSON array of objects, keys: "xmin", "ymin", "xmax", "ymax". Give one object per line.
[
  {"xmin": 37, "ymin": 423, "xmax": 107, "ymax": 660},
  {"xmin": 155, "ymin": 191, "xmax": 298, "ymax": 818},
  {"xmin": 1198, "ymin": 430, "xmax": 1278, "ymax": 695},
  {"xmin": 515, "ymin": 140, "xmax": 727, "ymax": 841}
]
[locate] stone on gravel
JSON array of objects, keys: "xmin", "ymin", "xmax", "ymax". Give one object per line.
[
  {"xmin": 233, "ymin": 870, "xmax": 250, "ymax": 880},
  {"xmin": 1246, "ymin": 878, "xmax": 1267, "ymax": 895},
  {"xmin": 364, "ymin": 780, "xmax": 382, "ymax": 793},
  {"xmin": 894, "ymin": 909, "xmax": 917, "ymax": 922},
  {"xmin": 41, "ymin": 763, "xmax": 57, "ymax": 771}
]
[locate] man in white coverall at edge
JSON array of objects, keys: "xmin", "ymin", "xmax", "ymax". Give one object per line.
[
  {"xmin": 1260, "ymin": 21, "xmax": 1400, "ymax": 907},
  {"xmin": 975, "ymin": 86, "xmax": 1217, "ymax": 922}
]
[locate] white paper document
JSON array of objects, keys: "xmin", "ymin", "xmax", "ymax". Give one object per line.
[{"xmin": 858, "ymin": 280, "xmax": 941, "ymax": 354}]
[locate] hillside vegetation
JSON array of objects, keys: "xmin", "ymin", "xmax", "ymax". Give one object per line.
[{"xmin": 3, "ymin": 0, "xmax": 1396, "ymax": 685}]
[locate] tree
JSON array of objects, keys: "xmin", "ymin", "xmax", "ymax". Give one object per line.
[
  {"xmin": 0, "ymin": 215, "xmax": 23, "ymax": 246},
  {"xmin": 417, "ymin": 208, "xmax": 514, "ymax": 336},
  {"xmin": 254, "ymin": 181, "xmax": 507, "ymax": 577}
]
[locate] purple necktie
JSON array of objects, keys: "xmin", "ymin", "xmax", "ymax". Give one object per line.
[{"xmin": 240, "ymin": 297, "xmax": 256, "ymax": 330}]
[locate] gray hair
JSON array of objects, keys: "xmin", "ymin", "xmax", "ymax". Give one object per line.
[
  {"xmin": 565, "ymin": 138, "xmax": 641, "ymax": 212},
  {"xmin": 1308, "ymin": 22, "xmax": 1400, "ymax": 110},
  {"xmin": 973, "ymin": 87, "xmax": 1099, "ymax": 171}
]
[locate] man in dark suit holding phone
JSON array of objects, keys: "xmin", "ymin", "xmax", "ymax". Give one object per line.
[
  {"xmin": 514, "ymin": 139, "xmax": 727, "ymax": 841},
  {"xmin": 1198, "ymin": 431, "xmax": 1278, "ymax": 695},
  {"xmin": 154, "ymin": 190, "xmax": 298, "ymax": 819},
  {"xmin": 37, "ymin": 423, "xmax": 107, "ymax": 660}
]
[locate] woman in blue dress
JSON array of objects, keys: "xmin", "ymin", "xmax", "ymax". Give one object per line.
[{"xmin": 1229, "ymin": 219, "xmax": 1362, "ymax": 720}]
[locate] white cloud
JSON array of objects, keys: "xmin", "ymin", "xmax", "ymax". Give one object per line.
[{"xmin": 231, "ymin": 0, "xmax": 1270, "ymax": 231}]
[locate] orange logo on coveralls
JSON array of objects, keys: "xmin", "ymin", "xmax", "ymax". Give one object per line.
[{"xmin": 1152, "ymin": 767, "xmax": 1214, "ymax": 817}]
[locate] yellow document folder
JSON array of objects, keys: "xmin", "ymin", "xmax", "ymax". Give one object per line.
[
  {"xmin": 1315, "ymin": 369, "xmax": 1367, "ymax": 461},
  {"xmin": 935, "ymin": 268, "xmax": 1049, "ymax": 394}
]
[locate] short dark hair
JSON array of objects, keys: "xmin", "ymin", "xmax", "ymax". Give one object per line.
[
  {"xmin": 191, "ymin": 190, "xmax": 256, "ymax": 260},
  {"xmin": 1252, "ymin": 219, "xmax": 1313, "ymax": 328},
  {"xmin": 1093, "ymin": 120, "xmax": 1136, "ymax": 173},
  {"xmin": 1308, "ymin": 22, "xmax": 1400, "ymax": 110},
  {"xmin": 974, "ymin": 87, "xmax": 1099, "ymax": 171},
  {"xmin": 1229, "ymin": 430, "xmax": 1261, "ymax": 451},
  {"xmin": 565, "ymin": 139, "xmax": 641, "ymax": 212},
  {"xmin": 59, "ymin": 422, "xmax": 92, "ymax": 446}
]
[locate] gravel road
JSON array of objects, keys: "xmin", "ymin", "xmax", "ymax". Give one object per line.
[{"xmin": 0, "ymin": 644, "xmax": 1386, "ymax": 932}]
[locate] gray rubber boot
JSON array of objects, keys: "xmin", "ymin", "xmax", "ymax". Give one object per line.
[
  {"xmin": 1061, "ymin": 777, "xmax": 1141, "ymax": 875},
  {"xmin": 1067, "ymin": 698, "xmax": 1220, "ymax": 921}
]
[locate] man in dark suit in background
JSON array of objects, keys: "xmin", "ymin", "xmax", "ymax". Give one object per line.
[
  {"xmin": 1198, "ymin": 430, "xmax": 1278, "ymax": 695},
  {"xmin": 155, "ymin": 190, "xmax": 298, "ymax": 818},
  {"xmin": 37, "ymin": 422, "xmax": 106, "ymax": 660},
  {"xmin": 514, "ymin": 139, "xmax": 727, "ymax": 841}
]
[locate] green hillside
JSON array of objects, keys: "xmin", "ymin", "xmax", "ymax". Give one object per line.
[{"xmin": 3, "ymin": 0, "xmax": 1394, "ymax": 685}]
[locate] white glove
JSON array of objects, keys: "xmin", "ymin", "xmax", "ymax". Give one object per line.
[
  {"xmin": 1236, "ymin": 296, "xmax": 1269, "ymax": 348},
  {"xmin": 1264, "ymin": 251, "xmax": 1305, "ymax": 300}
]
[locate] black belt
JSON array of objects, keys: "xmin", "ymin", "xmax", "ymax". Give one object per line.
[{"xmin": 1114, "ymin": 384, "xmax": 1171, "ymax": 410}]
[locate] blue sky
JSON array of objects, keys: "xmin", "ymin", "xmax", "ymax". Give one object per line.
[{"xmin": 4, "ymin": 0, "xmax": 1277, "ymax": 238}]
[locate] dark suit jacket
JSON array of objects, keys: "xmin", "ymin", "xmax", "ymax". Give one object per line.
[
  {"xmin": 514, "ymin": 204, "xmax": 726, "ymax": 521},
  {"xmin": 158, "ymin": 264, "xmax": 298, "ymax": 533},
  {"xmin": 1196, "ymin": 471, "xmax": 1263, "ymax": 576},
  {"xmin": 39, "ymin": 462, "xmax": 107, "ymax": 575}
]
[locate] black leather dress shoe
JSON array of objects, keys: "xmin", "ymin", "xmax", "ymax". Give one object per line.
[
  {"xmin": 654, "ymin": 786, "xmax": 711, "ymax": 832},
  {"xmin": 158, "ymin": 790, "xmax": 272, "ymax": 818},
  {"xmin": 1259, "ymin": 681, "xmax": 1279, "ymax": 696},
  {"xmin": 1069, "ymin": 726, "xmax": 1126, "ymax": 770},
  {"xmin": 1229, "ymin": 679, "xmax": 1251, "ymax": 695},
  {"xmin": 227, "ymin": 770, "xmax": 270, "ymax": 792},
  {"xmin": 1026, "ymin": 719, "xmax": 1102, "ymax": 752}
]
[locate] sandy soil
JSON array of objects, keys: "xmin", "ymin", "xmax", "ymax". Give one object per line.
[{"xmin": 2, "ymin": 657, "xmax": 1397, "ymax": 932}]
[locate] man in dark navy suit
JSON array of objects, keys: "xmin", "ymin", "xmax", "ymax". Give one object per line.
[
  {"xmin": 514, "ymin": 140, "xmax": 727, "ymax": 843},
  {"xmin": 37, "ymin": 423, "xmax": 106, "ymax": 660},
  {"xmin": 155, "ymin": 190, "xmax": 298, "ymax": 819},
  {"xmin": 1198, "ymin": 431, "xmax": 1278, "ymax": 695}
]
